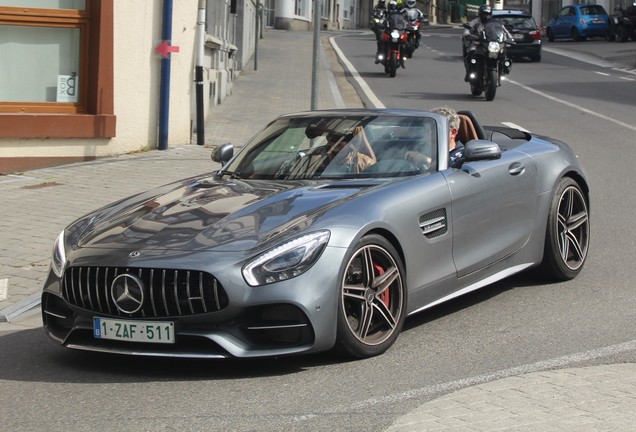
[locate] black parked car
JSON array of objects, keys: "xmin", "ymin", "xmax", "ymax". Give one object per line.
[
  {"xmin": 491, "ymin": 10, "xmax": 542, "ymax": 62},
  {"xmin": 606, "ymin": 6, "xmax": 636, "ymax": 42}
]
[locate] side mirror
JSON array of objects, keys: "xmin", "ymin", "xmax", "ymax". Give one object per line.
[
  {"xmin": 463, "ymin": 140, "xmax": 501, "ymax": 162},
  {"xmin": 212, "ymin": 143, "xmax": 234, "ymax": 164},
  {"xmin": 462, "ymin": 23, "xmax": 471, "ymax": 29}
]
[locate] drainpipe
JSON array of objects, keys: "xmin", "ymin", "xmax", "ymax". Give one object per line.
[
  {"xmin": 195, "ymin": 0, "xmax": 206, "ymax": 145},
  {"xmin": 158, "ymin": 0, "xmax": 174, "ymax": 151}
]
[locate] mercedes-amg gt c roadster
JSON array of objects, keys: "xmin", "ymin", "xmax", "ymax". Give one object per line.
[{"xmin": 42, "ymin": 109, "xmax": 590, "ymax": 359}]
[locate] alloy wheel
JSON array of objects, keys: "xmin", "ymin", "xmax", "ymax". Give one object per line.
[{"xmin": 556, "ymin": 185, "xmax": 589, "ymax": 271}]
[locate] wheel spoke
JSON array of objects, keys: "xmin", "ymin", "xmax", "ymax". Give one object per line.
[
  {"xmin": 342, "ymin": 284, "xmax": 366, "ymax": 302},
  {"xmin": 371, "ymin": 298, "xmax": 397, "ymax": 329},
  {"xmin": 363, "ymin": 248, "xmax": 375, "ymax": 287},
  {"xmin": 565, "ymin": 231, "xmax": 585, "ymax": 262},
  {"xmin": 373, "ymin": 266, "xmax": 399, "ymax": 294},
  {"xmin": 357, "ymin": 302, "xmax": 374, "ymax": 340}
]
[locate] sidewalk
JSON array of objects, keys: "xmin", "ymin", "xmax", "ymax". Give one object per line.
[
  {"xmin": 1, "ymin": 29, "xmax": 634, "ymax": 432},
  {"xmin": 0, "ymin": 29, "xmax": 363, "ymax": 323}
]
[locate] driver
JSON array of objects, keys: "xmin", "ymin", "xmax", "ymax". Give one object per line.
[{"xmin": 405, "ymin": 106, "xmax": 463, "ymax": 168}]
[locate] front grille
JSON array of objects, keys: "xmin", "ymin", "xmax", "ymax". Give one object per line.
[{"xmin": 62, "ymin": 266, "xmax": 229, "ymax": 318}]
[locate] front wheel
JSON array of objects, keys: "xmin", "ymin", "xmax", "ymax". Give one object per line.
[
  {"xmin": 334, "ymin": 235, "xmax": 407, "ymax": 358},
  {"xmin": 485, "ymin": 68, "xmax": 497, "ymax": 101},
  {"xmin": 538, "ymin": 177, "xmax": 590, "ymax": 281},
  {"xmin": 389, "ymin": 52, "xmax": 398, "ymax": 77}
]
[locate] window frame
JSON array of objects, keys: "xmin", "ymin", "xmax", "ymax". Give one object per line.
[{"xmin": 0, "ymin": 0, "xmax": 115, "ymax": 138}]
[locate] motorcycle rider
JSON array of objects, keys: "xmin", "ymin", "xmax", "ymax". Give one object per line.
[
  {"xmin": 462, "ymin": 4, "xmax": 512, "ymax": 82},
  {"xmin": 371, "ymin": 0, "xmax": 387, "ymax": 40},
  {"xmin": 375, "ymin": 0, "xmax": 408, "ymax": 65},
  {"xmin": 402, "ymin": 0, "xmax": 426, "ymax": 49}
]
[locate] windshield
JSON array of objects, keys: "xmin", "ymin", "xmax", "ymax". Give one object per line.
[
  {"xmin": 224, "ymin": 115, "xmax": 438, "ymax": 180},
  {"xmin": 484, "ymin": 20, "xmax": 506, "ymax": 41},
  {"xmin": 492, "ymin": 16, "xmax": 537, "ymax": 30}
]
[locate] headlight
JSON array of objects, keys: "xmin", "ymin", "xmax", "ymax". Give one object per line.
[
  {"xmin": 243, "ymin": 230, "xmax": 330, "ymax": 286},
  {"xmin": 391, "ymin": 30, "xmax": 400, "ymax": 40},
  {"xmin": 488, "ymin": 41, "xmax": 501, "ymax": 53},
  {"xmin": 51, "ymin": 230, "xmax": 67, "ymax": 278}
]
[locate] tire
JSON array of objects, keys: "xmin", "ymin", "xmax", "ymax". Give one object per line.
[
  {"xmin": 485, "ymin": 68, "xmax": 497, "ymax": 101},
  {"xmin": 470, "ymin": 83, "xmax": 482, "ymax": 96},
  {"xmin": 334, "ymin": 234, "xmax": 407, "ymax": 358},
  {"xmin": 618, "ymin": 25, "xmax": 629, "ymax": 42},
  {"xmin": 547, "ymin": 28, "xmax": 554, "ymax": 42},
  {"xmin": 538, "ymin": 177, "xmax": 590, "ymax": 281},
  {"xmin": 571, "ymin": 27, "xmax": 582, "ymax": 41},
  {"xmin": 530, "ymin": 53, "xmax": 541, "ymax": 62}
]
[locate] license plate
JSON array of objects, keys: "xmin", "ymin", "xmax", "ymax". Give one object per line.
[
  {"xmin": 94, "ymin": 317, "xmax": 175, "ymax": 344},
  {"xmin": 513, "ymin": 34, "xmax": 524, "ymax": 40}
]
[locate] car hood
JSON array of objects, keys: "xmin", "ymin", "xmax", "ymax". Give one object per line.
[{"xmin": 73, "ymin": 175, "xmax": 383, "ymax": 253}]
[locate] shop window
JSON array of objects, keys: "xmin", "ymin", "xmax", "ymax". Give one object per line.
[{"xmin": 0, "ymin": 0, "xmax": 115, "ymax": 138}]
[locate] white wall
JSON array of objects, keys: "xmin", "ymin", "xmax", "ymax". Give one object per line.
[{"xmin": 0, "ymin": 0, "xmax": 197, "ymax": 159}]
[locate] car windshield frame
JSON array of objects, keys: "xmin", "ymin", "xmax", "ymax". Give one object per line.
[{"xmin": 223, "ymin": 114, "xmax": 440, "ymax": 180}]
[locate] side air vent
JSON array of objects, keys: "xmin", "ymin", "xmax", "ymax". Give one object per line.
[{"xmin": 419, "ymin": 209, "xmax": 448, "ymax": 239}]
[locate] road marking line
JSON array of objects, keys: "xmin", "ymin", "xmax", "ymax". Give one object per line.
[
  {"xmin": 0, "ymin": 279, "xmax": 7, "ymax": 301},
  {"xmin": 595, "ymin": 71, "xmax": 610, "ymax": 76},
  {"xmin": 504, "ymin": 77, "xmax": 636, "ymax": 133},
  {"xmin": 501, "ymin": 122, "xmax": 530, "ymax": 132},
  {"xmin": 340, "ymin": 339, "xmax": 636, "ymax": 411},
  {"xmin": 329, "ymin": 35, "xmax": 385, "ymax": 109}
]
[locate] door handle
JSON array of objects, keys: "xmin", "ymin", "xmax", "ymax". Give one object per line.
[{"xmin": 508, "ymin": 162, "xmax": 525, "ymax": 176}]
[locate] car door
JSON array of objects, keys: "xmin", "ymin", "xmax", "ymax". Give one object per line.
[
  {"xmin": 554, "ymin": 7, "xmax": 572, "ymax": 37},
  {"xmin": 444, "ymin": 148, "xmax": 539, "ymax": 278}
]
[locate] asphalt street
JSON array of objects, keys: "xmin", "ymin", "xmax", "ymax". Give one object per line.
[{"xmin": 1, "ymin": 28, "xmax": 635, "ymax": 431}]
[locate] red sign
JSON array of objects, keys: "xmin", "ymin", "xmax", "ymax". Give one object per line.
[{"xmin": 155, "ymin": 40, "xmax": 180, "ymax": 58}]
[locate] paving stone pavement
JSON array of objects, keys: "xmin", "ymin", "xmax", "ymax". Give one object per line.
[{"xmin": 1, "ymin": 28, "xmax": 634, "ymax": 432}]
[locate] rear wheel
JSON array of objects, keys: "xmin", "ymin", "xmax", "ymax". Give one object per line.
[
  {"xmin": 530, "ymin": 53, "xmax": 541, "ymax": 62},
  {"xmin": 571, "ymin": 27, "xmax": 583, "ymax": 41},
  {"xmin": 538, "ymin": 177, "xmax": 590, "ymax": 281},
  {"xmin": 334, "ymin": 235, "xmax": 407, "ymax": 358}
]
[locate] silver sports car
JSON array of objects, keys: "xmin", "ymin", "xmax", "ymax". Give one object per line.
[{"xmin": 41, "ymin": 109, "xmax": 590, "ymax": 359}]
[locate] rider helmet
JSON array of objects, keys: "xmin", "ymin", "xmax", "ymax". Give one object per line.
[
  {"xmin": 478, "ymin": 4, "xmax": 493, "ymax": 22},
  {"xmin": 387, "ymin": 0, "xmax": 398, "ymax": 11},
  {"xmin": 406, "ymin": 0, "xmax": 416, "ymax": 8},
  {"xmin": 377, "ymin": 0, "xmax": 386, "ymax": 7}
]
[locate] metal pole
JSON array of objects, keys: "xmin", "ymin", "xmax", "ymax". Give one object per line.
[
  {"xmin": 310, "ymin": 0, "xmax": 320, "ymax": 110},
  {"xmin": 255, "ymin": 1, "xmax": 260, "ymax": 71},
  {"xmin": 195, "ymin": 0, "xmax": 206, "ymax": 145},
  {"xmin": 158, "ymin": 0, "xmax": 173, "ymax": 151}
]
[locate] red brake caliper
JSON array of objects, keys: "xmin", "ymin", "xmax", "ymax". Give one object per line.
[{"xmin": 374, "ymin": 263, "xmax": 390, "ymax": 308}]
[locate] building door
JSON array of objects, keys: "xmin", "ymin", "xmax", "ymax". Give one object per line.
[{"xmin": 264, "ymin": 0, "xmax": 275, "ymax": 28}]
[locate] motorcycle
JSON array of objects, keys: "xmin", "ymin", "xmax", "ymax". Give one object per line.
[
  {"xmin": 404, "ymin": 19, "xmax": 421, "ymax": 58},
  {"xmin": 463, "ymin": 21, "xmax": 513, "ymax": 101},
  {"xmin": 378, "ymin": 20, "xmax": 408, "ymax": 77},
  {"xmin": 606, "ymin": 6, "xmax": 636, "ymax": 42}
]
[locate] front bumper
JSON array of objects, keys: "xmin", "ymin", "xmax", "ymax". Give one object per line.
[{"xmin": 41, "ymin": 246, "xmax": 346, "ymax": 358}]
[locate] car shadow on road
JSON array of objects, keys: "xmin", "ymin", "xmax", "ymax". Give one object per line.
[{"xmin": 0, "ymin": 323, "xmax": 363, "ymax": 384}]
